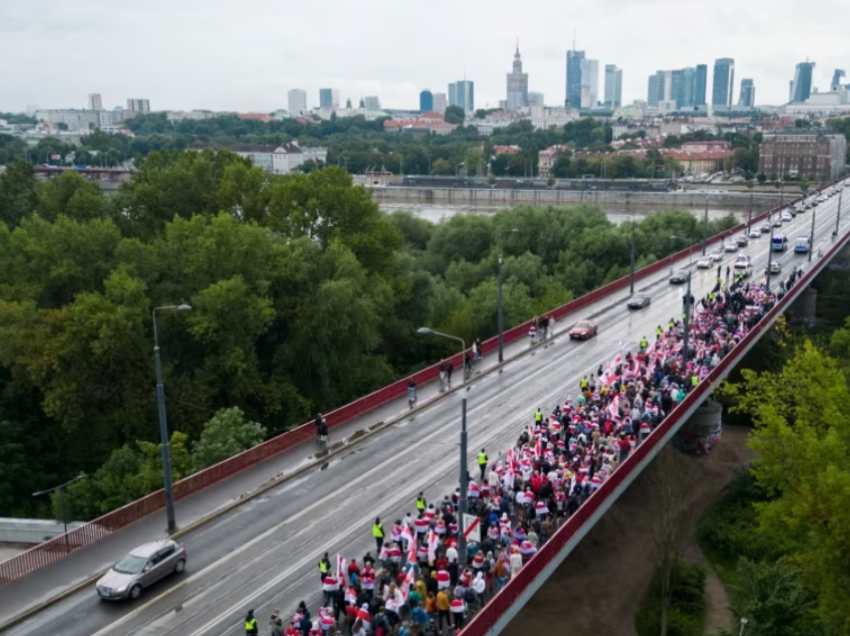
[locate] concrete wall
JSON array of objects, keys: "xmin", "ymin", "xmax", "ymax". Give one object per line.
[{"xmin": 369, "ymin": 187, "xmax": 782, "ymax": 210}]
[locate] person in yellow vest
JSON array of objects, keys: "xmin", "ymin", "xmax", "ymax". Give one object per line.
[
  {"xmin": 478, "ymin": 449, "xmax": 488, "ymax": 481},
  {"xmin": 372, "ymin": 517, "xmax": 385, "ymax": 552},
  {"xmin": 691, "ymin": 374, "xmax": 698, "ymax": 388},
  {"xmin": 534, "ymin": 408, "xmax": 543, "ymax": 424},
  {"xmin": 668, "ymin": 319, "xmax": 675, "ymax": 330},
  {"xmin": 580, "ymin": 376, "xmax": 589, "ymax": 391},
  {"xmin": 639, "ymin": 336, "xmax": 648, "ymax": 352},
  {"xmin": 245, "ymin": 609, "xmax": 258, "ymax": 636},
  {"xmin": 655, "ymin": 325, "xmax": 663, "ymax": 339},
  {"xmin": 416, "ymin": 493, "xmax": 426, "ymax": 512},
  {"xmin": 318, "ymin": 552, "xmax": 331, "ymax": 583}
]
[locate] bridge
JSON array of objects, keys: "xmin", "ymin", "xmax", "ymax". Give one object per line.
[{"xmin": 0, "ymin": 179, "xmax": 848, "ymax": 636}]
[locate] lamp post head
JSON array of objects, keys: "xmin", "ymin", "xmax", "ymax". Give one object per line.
[
  {"xmin": 417, "ymin": 327, "xmax": 433, "ymax": 335},
  {"xmin": 177, "ymin": 304, "xmax": 193, "ymax": 311}
]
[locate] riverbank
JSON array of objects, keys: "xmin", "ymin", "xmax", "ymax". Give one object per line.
[{"xmin": 370, "ymin": 186, "xmax": 786, "ymax": 211}]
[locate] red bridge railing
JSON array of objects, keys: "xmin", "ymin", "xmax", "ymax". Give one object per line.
[{"xmin": 0, "ymin": 190, "xmax": 813, "ymax": 588}]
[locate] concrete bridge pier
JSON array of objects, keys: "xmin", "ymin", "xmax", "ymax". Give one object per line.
[
  {"xmin": 791, "ymin": 287, "xmax": 818, "ymax": 321},
  {"xmin": 673, "ymin": 399, "xmax": 723, "ymax": 455}
]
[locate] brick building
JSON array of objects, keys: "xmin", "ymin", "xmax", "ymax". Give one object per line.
[{"xmin": 759, "ymin": 129, "xmax": 847, "ymax": 181}]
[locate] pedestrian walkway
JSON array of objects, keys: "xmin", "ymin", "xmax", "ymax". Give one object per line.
[{"xmin": 0, "ymin": 243, "xmax": 732, "ymax": 628}]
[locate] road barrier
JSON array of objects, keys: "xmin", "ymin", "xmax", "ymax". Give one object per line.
[
  {"xmin": 0, "ymin": 189, "xmax": 816, "ymax": 587},
  {"xmin": 458, "ymin": 196, "xmax": 850, "ymax": 636}
]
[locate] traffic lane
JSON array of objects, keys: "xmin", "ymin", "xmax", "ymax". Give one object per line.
[{"xmin": 20, "ymin": 192, "xmax": 844, "ymax": 636}]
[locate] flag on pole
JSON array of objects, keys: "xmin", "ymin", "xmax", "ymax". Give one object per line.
[
  {"xmin": 534, "ymin": 435, "xmax": 542, "ymax": 460},
  {"xmin": 337, "ymin": 554, "xmax": 346, "ymax": 583},
  {"xmin": 401, "ymin": 523, "xmax": 414, "ymax": 548},
  {"xmin": 427, "ymin": 530, "xmax": 439, "ymax": 562},
  {"xmin": 407, "ymin": 536, "xmax": 416, "ymax": 564}
]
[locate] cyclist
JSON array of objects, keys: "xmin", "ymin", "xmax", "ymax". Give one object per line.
[{"xmin": 407, "ymin": 379, "xmax": 417, "ymax": 409}]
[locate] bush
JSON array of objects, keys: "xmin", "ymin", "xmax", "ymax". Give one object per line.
[
  {"xmin": 635, "ymin": 556, "xmax": 707, "ymax": 636},
  {"xmin": 698, "ymin": 469, "xmax": 778, "ymax": 565}
]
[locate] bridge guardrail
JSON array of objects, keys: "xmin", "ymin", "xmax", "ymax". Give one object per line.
[
  {"xmin": 458, "ymin": 192, "xmax": 847, "ymax": 636},
  {"xmin": 0, "ymin": 188, "xmax": 811, "ymax": 588}
]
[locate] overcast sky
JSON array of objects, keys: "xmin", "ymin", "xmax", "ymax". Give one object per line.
[{"xmin": 1, "ymin": 0, "xmax": 847, "ymax": 113}]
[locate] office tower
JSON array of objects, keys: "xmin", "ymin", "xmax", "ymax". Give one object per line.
[
  {"xmin": 738, "ymin": 79, "xmax": 755, "ymax": 108},
  {"xmin": 695, "ymin": 64, "xmax": 708, "ymax": 106},
  {"xmin": 832, "ymin": 69, "xmax": 846, "ymax": 91},
  {"xmin": 448, "ymin": 81, "xmax": 474, "ymax": 111},
  {"xmin": 126, "ymin": 99, "xmax": 151, "ymax": 114},
  {"xmin": 790, "ymin": 62, "xmax": 815, "ymax": 102},
  {"xmin": 419, "ymin": 90, "xmax": 433, "ymax": 112},
  {"xmin": 87, "ymin": 93, "xmax": 103, "ymax": 111},
  {"xmin": 604, "ymin": 65, "xmax": 622, "ymax": 109},
  {"xmin": 670, "ymin": 67, "xmax": 696, "ymax": 109},
  {"xmin": 288, "ymin": 89, "xmax": 307, "ymax": 115},
  {"xmin": 433, "ymin": 92, "xmax": 447, "ymax": 113},
  {"xmin": 363, "ymin": 96, "xmax": 381, "ymax": 110},
  {"xmin": 528, "ymin": 92, "xmax": 544, "ymax": 106},
  {"xmin": 506, "ymin": 42, "xmax": 529, "ymax": 110},
  {"xmin": 582, "ymin": 59, "xmax": 599, "ymax": 108},
  {"xmin": 319, "ymin": 88, "xmax": 340, "ymax": 109},
  {"xmin": 565, "ymin": 49, "xmax": 585, "ymax": 107},
  {"xmin": 712, "ymin": 58, "xmax": 735, "ymax": 108},
  {"xmin": 647, "ymin": 70, "xmax": 671, "ymax": 107}
]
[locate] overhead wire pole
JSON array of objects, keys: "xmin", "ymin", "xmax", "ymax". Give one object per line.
[
  {"xmin": 809, "ymin": 201, "xmax": 817, "ymax": 263},
  {"xmin": 629, "ymin": 216, "xmax": 637, "ymax": 294},
  {"xmin": 836, "ymin": 187, "xmax": 843, "ymax": 236},
  {"xmin": 497, "ymin": 228, "xmax": 520, "ymax": 363},
  {"xmin": 153, "ymin": 304, "xmax": 193, "ymax": 534},
  {"xmin": 417, "ymin": 327, "xmax": 469, "ymax": 564}
]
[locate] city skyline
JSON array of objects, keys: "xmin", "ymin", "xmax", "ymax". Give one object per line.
[{"xmin": 0, "ymin": 0, "xmax": 847, "ymax": 112}]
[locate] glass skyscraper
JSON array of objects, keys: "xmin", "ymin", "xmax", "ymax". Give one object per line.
[
  {"xmin": 712, "ymin": 58, "xmax": 735, "ymax": 108},
  {"xmin": 695, "ymin": 65, "xmax": 708, "ymax": 106},
  {"xmin": 791, "ymin": 62, "xmax": 815, "ymax": 102}
]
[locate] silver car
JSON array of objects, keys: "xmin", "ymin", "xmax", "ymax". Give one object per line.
[{"xmin": 96, "ymin": 540, "xmax": 187, "ymax": 600}]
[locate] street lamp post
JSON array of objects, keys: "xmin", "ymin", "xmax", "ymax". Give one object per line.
[
  {"xmin": 809, "ymin": 203, "xmax": 817, "ymax": 263},
  {"xmin": 702, "ymin": 195, "xmax": 709, "ymax": 255},
  {"xmin": 497, "ymin": 228, "xmax": 520, "ymax": 362},
  {"xmin": 766, "ymin": 215, "xmax": 775, "ymax": 292},
  {"xmin": 153, "ymin": 304, "xmax": 192, "ymax": 534},
  {"xmin": 836, "ymin": 187, "xmax": 843, "ymax": 236},
  {"xmin": 747, "ymin": 189, "xmax": 754, "ymax": 233},
  {"xmin": 417, "ymin": 327, "xmax": 469, "ymax": 564},
  {"xmin": 739, "ymin": 617, "xmax": 749, "ymax": 636},
  {"xmin": 33, "ymin": 473, "xmax": 86, "ymax": 548},
  {"xmin": 629, "ymin": 217, "xmax": 637, "ymax": 294}
]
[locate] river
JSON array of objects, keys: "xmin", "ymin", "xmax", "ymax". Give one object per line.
[{"xmin": 379, "ymin": 202, "xmax": 751, "ymax": 226}]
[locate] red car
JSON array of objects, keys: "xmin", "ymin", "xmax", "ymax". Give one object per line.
[{"xmin": 569, "ymin": 319, "xmax": 598, "ymax": 340}]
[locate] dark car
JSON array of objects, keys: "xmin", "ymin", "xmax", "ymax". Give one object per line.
[
  {"xmin": 669, "ymin": 269, "xmax": 689, "ymax": 284},
  {"xmin": 627, "ymin": 294, "xmax": 651, "ymax": 310},
  {"xmin": 569, "ymin": 319, "xmax": 598, "ymax": 340}
]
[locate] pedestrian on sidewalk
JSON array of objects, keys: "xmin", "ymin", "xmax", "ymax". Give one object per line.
[
  {"xmin": 438, "ymin": 361, "xmax": 448, "ymax": 393},
  {"xmin": 446, "ymin": 361, "xmax": 454, "ymax": 389}
]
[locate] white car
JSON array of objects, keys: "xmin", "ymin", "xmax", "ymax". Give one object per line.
[
  {"xmin": 748, "ymin": 229, "xmax": 761, "ymax": 239},
  {"xmin": 710, "ymin": 250, "xmax": 723, "ymax": 262},
  {"xmin": 733, "ymin": 262, "xmax": 753, "ymax": 278},
  {"xmin": 724, "ymin": 242, "xmax": 738, "ymax": 252},
  {"xmin": 696, "ymin": 257, "xmax": 712, "ymax": 269},
  {"xmin": 781, "ymin": 212, "xmax": 793, "ymax": 222}
]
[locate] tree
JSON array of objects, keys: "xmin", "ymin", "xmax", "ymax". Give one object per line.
[
  {"xmin": 730, "ymin": 557, "xmax": 820, "ymax": 636},
  {"xmin": 192, "ymin": 407, "xmax": 265, "ymax": 470},
  {"xmin": 0, "ymin": 159, "xmax": 38, "ymax": 229},
  {"xmin": 431, "ymin": 158, "xmax": 452, "ymax": 175},
  {"xmin": 443, "ymin": 106, "xmax": 465, "ymax": 125},
  {"xmin": 645, "ymin": 447, "xmax": 690, "ymax": 636},
  {"xmin": 722, "ymin": 341, "xmax": 850, "ymax": 633},
  {"xmin": 757, "ymin": 173, "xmax": 767, "ymax": 184}
]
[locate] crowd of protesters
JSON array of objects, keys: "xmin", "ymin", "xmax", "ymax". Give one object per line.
[{"xmin": 258, "ymin": 264, "xmax": 801, "ymax": 636}]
